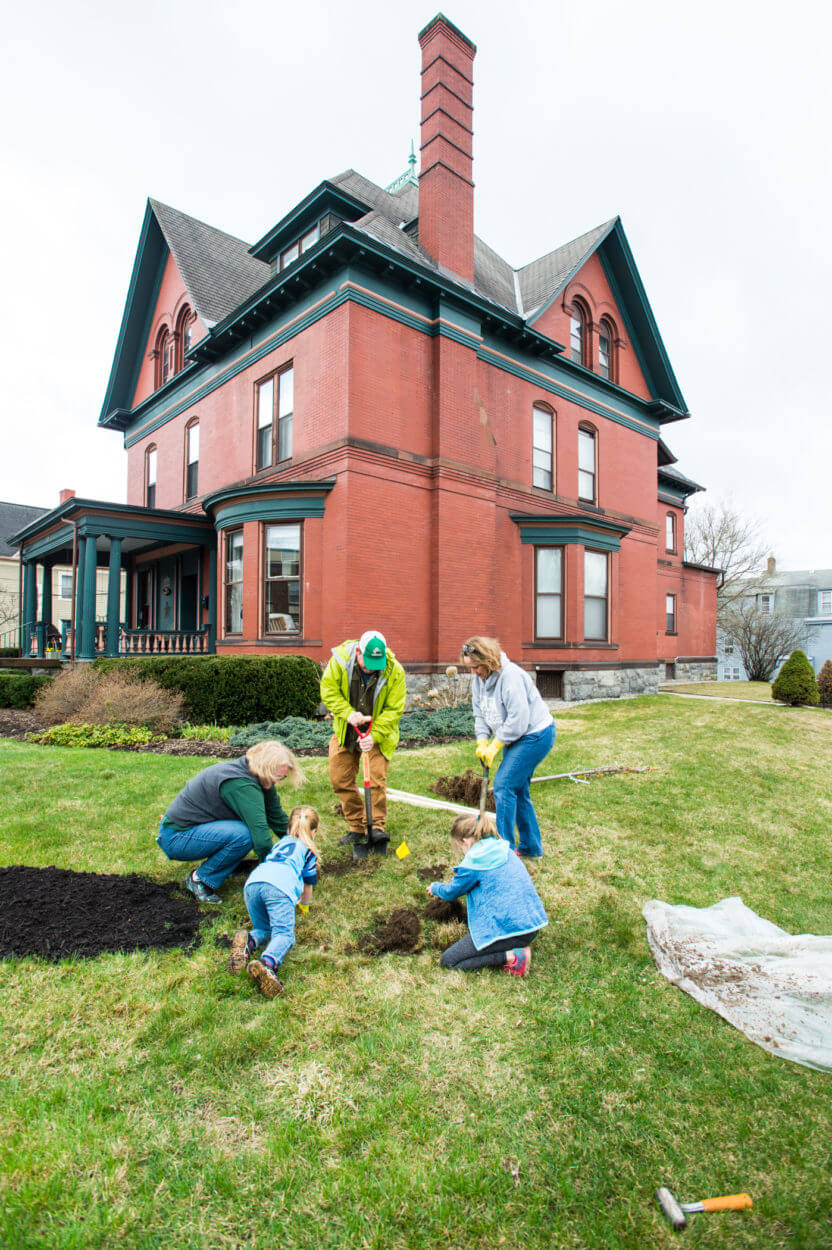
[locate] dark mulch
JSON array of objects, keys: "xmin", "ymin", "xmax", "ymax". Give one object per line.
[
  {"xmin": 346, "ymin": 907, "xmax": 422, "ymax": 955},
  {"xmin": 0, "ymin": 866, "xmax": 203, "ymax": 961},
  {"xmin": 0, "ymin": 709, "xmax": 44, "ymax": 739},
  {"xmin": 136, "ymin": 739, "xmax": 240, "ymax": 758},
  {"xmin": 424, "ymin": 896, "xmax": 466, "ymax": 923},
  {"xmin": 432, "ymin": 769, "xmax": 495, "ymax": 810},
  {"xmin": 416, "ymin": 862, "xmax": 448, "ymax": 882}
]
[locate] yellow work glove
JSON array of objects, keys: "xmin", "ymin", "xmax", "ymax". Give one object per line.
[
  {"xmin": 482, "ymin": 739, "xmax": 504, "ymax": 770},
  {"xmin": 475, "ymin": 738, "xmax": 490, "ymax": 764},
  {"xmin": 298, "ymin": 902, "xmax": 310, "ymax": 914}
]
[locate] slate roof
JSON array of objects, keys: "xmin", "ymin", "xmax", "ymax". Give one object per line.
[
  {"xmin": 518, "ymin": 221, "xmax": 616, "ymax": 316},
  {"xmin": 658, "ymin": 464, "xmax": 704, "ymax": 494},
  {"xmin": 150, "ymin": 199, "xmax": 270, "ymax": 326},
  {"xmin": 0, "ymin": 502, "xmax": 48, "ymax": 557}
]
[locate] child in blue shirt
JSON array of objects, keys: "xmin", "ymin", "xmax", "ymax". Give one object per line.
[
  {"xmin": 427, "ymin": 812, "xmax": 547, "ymax": 976},
  {"xmin": 228, "ymin": 805, "xmax": 320, "ymax": 998}
]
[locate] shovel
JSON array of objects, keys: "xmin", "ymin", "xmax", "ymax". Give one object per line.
[
  {"xmin": 477, "ymin": 762, "xmax": 490, "ymax": 823},
  {"xmin": 353, "ymin": 721, "xmax": 388, "ymax": 859}
]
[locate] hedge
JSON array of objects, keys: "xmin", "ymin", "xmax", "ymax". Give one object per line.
[
  {"xmin": 93, "ymin": 655, "xmax": 321, "ymax": 726},
  {"xmin": 230, "ymin": 704, "xmax": 476, "ymax": 751},
  {"xmin": 0, "ymin": 671, "xmax": 53, "ymax": 709},
  {"xmin": 0, "ymin": 647, "xmax": 20, "ymax": 658},
  {"xmin": 772, "ymin": 650, "xmax": 819, "ymax": 707}
]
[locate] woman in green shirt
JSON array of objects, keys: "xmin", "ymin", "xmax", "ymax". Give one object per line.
[{"xmin": 157, "ymin": 741, "xmax": 304, "ymax": 903}]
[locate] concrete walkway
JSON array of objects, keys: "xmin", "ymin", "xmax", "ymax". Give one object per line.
[{"xmin": 658, "ymin": 691, "xmax": 777, "ymax": 706}]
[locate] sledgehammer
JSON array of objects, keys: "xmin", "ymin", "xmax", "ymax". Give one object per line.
[{"xmin": 655, "ymin": 1187, "xmax": 752, "ymax": 1230}]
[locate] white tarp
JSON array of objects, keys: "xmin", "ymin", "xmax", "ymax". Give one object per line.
[{"xmin": 642, "ymin": 897, "xmax": 832, "ymax": 1073}]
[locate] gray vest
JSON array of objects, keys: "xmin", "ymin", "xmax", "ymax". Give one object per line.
[{"xmin": 164, "ymin": 756, "xmax": 255, "ymax": 828}]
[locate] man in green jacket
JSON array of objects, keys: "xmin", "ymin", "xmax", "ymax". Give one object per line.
[{"xmin": 320, "ymin": 630, "xmax": 407, "ymax": 854}]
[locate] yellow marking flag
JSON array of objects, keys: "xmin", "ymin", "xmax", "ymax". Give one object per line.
[{"xmin": 395, "ymin": 841, "xmax": 411, "ymax": 859}]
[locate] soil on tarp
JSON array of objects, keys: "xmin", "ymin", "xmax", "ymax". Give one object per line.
[
  {"xmin": 416, "ymin": 863, "xmax": 448, "ymax": 882},
  {"xmin": 347, "ymin": 907, "xmax": 422, "ymax": 955},
  {"xmin": 0, "ymin": 866, "xmax": 203, "ymax": 961},
  {"xmin": 431, "ymin": 770, "xmax": 496, "ymax": 811},
  {"xmin": 425, "ymin": 896, "xmax": 466, "ymax": 923}
]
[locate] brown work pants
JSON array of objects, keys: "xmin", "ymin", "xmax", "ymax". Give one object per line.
[{"xmin": 328, "ymin": 736, "xmax": 389, "ymax": 833}]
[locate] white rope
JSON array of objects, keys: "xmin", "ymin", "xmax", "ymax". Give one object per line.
[{"xmin": 386, "ymin": 787, "xmax": 479, "ymax": 816}]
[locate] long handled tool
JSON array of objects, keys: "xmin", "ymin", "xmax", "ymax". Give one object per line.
[
  {"xmin": 655, "ymin": 1187, "xmax": 752, "ymax": 1230},
  {"xmin": 353, "ymin": 721, "xmax": 388, "ymax": 859},
  {"xmin": 477, "ymin": 762, "xmax": 489, "ymax": 823}
]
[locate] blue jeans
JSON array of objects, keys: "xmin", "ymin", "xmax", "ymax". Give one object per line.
[
  {"xmin": 244, "ymin": 881, "xmax": 296, "ymax": 967},
  {"xmin": 157, "ymin": 818, "xmax": 252, "ymax": 889},
  {"xmin": 492, "ymin": 721, "xmax": 556, "ymax": 857}
]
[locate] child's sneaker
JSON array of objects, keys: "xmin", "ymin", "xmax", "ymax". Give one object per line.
[
  {"xmin": 248, "ymin": 959, "xmax": 284, "ymax": 999},
  {"xmin": 228, "ymin": 929, "xmax": 254, "ymax": 974},
  {"xmin": 505, "ymin": 947, "xmax": 532, "ymax": 977}
]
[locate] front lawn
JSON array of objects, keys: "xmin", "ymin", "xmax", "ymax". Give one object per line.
[
  {"xmin": 1, "ymin": 695, "xmax": 831, "ymax": 1249},
  {"xmin": 661, "ymin": 680, "xmax": 775, "ymax": 701}
]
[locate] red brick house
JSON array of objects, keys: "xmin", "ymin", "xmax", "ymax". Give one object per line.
[{"xmin": 12, "ymin": 14, "xmax": 717, "ymax": 699}]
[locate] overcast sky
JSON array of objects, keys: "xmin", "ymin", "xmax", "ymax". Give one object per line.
[{"xmin": 2, "ymin": 0, "xmax": 830, "ymax": 568}]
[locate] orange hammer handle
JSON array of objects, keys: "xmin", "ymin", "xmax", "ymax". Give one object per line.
[{"xmin": 701, "ymin": 1194, "xmax": 753, "ymax": 1213}]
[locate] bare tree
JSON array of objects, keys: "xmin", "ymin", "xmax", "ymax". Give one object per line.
[
  {"xmin": 685, "ymin": 499, "xmax": 772, "ymax": 618},
  {"xmin": 0, "ymin": 585, "xmax": 17, "ymax": 632},
  {"xmin": 720, "ymin": 601, "xmax": 811, "ymax": 682}
]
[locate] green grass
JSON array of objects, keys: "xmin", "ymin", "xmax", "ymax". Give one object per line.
[
  {"xmin": 661, "ymin": 681, "xmax": 774, "ymax": 701},
  {"xmin": 1, "ymin": 695, "xmax": 832, "ymax": 1248}
]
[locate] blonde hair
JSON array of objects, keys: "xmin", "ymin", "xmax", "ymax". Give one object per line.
[
  {"xmin": 450, "ymin": 811, "xmax": 498, "ymax": 843},
  {"xmin": 288, "ymin": 804, "xmax": 321, "ymax": 860},
  {"xmin": 246, "ymin": 740, "xmax": 305, "ymax": 787},
  {"xmin": 461, "ymin": 636, "xmax": 502, "ymax": 676}
]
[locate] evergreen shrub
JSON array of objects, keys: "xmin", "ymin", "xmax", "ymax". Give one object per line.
[
  {"xmin": 93, "ymin": 655, "xmax": 321, "ymax": 726},
  {"xmin": 230, "ymin": 704, "xmax": 476, "ymax": 751},
  {"xmin": 817, "ymin": 659, "xmax": 832, "ymax": 708},
  {"xmin": 771, "ymin": 650, "xmax": 820, "ymax": 707},
  {"xmin": 0, "ymin": 647, "xmax": 20, "ymax": 658},
  {"xmin": 0, "ymin": 672, "xmax": 52, "ymax": 708}
]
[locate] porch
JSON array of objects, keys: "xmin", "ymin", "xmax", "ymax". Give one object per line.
[{"xmin": 9, "ymin": 499, "xmax": 217, "ymax": 660}]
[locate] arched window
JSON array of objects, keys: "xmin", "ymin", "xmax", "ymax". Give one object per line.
[
  {"xmin": 569, "ymin": 304, "xmax": 586, "ymax": 365},
  {"xmin": 145, "ymin": 445, "xmax": 158, "ymax": 508},
  {"xmin": 176, "ymin": 307, "xmax": 195, "ymax": 373},
  {"xmin": 154, "ymin": 327, "xmax": 173, "ymax": 388},
  {"xmin": 665, "ymin": 511, "xmax": 677, "ymax": 553},
  {"xmin": 532, "ymin": 403, "xmax": 555, "ymax": 491},
  {"xmin": 598, "ymin": 317, "xmax": 616, "ymax": 381},
  {"xmin": 578, "ymin": 424, "xmax": 597, "ymax": 503},
  {"xmin": 185, "ymin": 420, "xmax": 199, "ymax": 500}
]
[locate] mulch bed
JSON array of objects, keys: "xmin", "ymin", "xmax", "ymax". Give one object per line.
[
  {"xmin": 0, "ymin": 866, "xmax": 203, "ymax": 961},
  {"xmin": 0, "ymin": 709, "xmax": 44, "ymax": 740},
  {"xmin": 431, "ymin": 769, "xmax": 495, "ymax": 810},
  {"xmin": 346, "ymin": 907, "xmax": 422, "ymax": 955}
]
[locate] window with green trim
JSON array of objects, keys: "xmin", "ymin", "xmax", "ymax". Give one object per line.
[
  {"xmin": 535, "ymin": 546, "xmax": 563, "ymax": 640},
  {"xmin": 255, "ymin": 365, "xmax": 293, "ymax": 470},
  {"xmin": 264, "ymin": 524, "xmax": 301, "ymax": 635}
]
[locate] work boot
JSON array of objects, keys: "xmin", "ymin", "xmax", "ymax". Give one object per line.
[
  {"xmin": 228, "ymin": 929, "xmax": 254, "ymax": 974},
  {"xmin": 184, "ymin": 869, "xmax": 222, "ymax": 905},
  {"xmin": 338, "ymin": 831, "xmax": 364, "ymax": 847},
  {"xmin": 248, "ymin": 959, "xmax": 284, "ymax": 999},
  {"xmin": 369, "ymin": 827, "xmax": 389, "ymax": 856}
]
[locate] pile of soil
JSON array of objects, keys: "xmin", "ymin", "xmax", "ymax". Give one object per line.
[
  {"xmin": 432, "ymin": 770, "xmax": 495, "ymax": 811},
  {"xmin": 0, "ymin": 866, "xmax": 203, "ymax": 961},
  {"xmin": 347, "ymin": 907, "xmax": 422, "ymax": 955},
  {"xmin": 425, "ymin": 896, "xmax": 466, "ymax": 923},
  {"xmin": 321, "ymin": 856, "xmax": 375, "ymax": 878},
  {"xmin": 416, "ymin": 863, "xmax": 448, "ymax": 882}
]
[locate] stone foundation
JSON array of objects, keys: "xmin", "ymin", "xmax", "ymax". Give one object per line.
[
  {"xmin": 665, "ymin": 660, "xmax": 718, "ymax": 683},
  {"xmin": 561, "ymin": 666, "xmax": 660, "ymax": 704}
]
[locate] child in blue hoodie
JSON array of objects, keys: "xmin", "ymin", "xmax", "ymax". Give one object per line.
[
  {"xmin": 427, "ymin": 812, "xmax": 547, "ymax": 975},
  {"xmin": 228, "ymin": 805, "xmax": 320, "ymax": 998}
]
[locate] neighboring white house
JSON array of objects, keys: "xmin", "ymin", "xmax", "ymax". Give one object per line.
[{"xmin": 717, "ymin": 558, "xmax": 832, "ymax": 679}]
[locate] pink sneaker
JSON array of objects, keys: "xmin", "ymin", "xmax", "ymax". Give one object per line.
[{"xmin": 505, "ymin": 947, "xmax": 532, "ymax": 977}]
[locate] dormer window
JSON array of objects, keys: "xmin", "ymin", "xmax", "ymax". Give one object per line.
[
  {"xmin": 154, "ymin": 327, "xmax": 173, "ymax": 388},
  {"xmin": 598, "ymin": 317, "xmax": 617, "ymax": 382},
  {"xmin": 570, "ymin": 308, "xmax": 584, "ymax": 364},
  {"xmin": 279, "ymin": 224, "xmax": 320, "ymax": 271},
  {"xmin": 175, "ymin": 306, "xmax": 195, "ymax": 373}
]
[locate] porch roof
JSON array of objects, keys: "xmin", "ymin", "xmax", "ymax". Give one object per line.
[{"xmin": 9, "ymin": 498, "xmax": 215, "ymax": 564}]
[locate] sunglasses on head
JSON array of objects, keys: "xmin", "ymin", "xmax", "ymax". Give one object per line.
[{"xmin": 461, "ymin": 644, "xmax": 477, "ymax": 657}]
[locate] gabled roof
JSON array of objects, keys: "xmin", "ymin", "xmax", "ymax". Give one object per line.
[
  {"xmin": 518, "ymin": 221, "xmax": 616, "ymax": 316},
  {"xmin": 0, "ymin": 502, "xmax": 48, "ymax": 557}
]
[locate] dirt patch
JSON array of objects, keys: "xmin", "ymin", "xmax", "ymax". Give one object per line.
[
  {"xmin": 136, "ymin": 739, "xmax": 240, "ymax": 758},
  {"xmin": 416, "ymin": 863, "xmax": 448, "ymax": 882},
  {"xmin": 0, "ymin": 709, "xmax": 44, "ymax": 739},
  {"xmin": 0, "ymin": 866, "xmax": 203, "ymax": 961},
  {"xmin": 321, "ymin": 856, "xmax": 376, "ymax": 878},
  {"xmin": 347, "ymin": 908, "xmax": 422, "ymax": 955},
  {"xmin": 425, "ymin": 896, "xmax": 466, "ymax": 923},
  {"xmin": 431, "ymin": 770, "xmax": 495, "ymax": 810}
]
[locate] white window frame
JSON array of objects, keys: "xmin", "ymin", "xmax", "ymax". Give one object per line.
[
  {"xmin": 59, "ymin": 572, "xmax": 73, "ymax": 599},
  {"xmin": 818, "ymin": 589, "xmax": 832, "ymax": 615},
  {"xmin": 584, "ymin": 549, "xmax": 608, "ymax": 641},
  {"xmin": 532, "ymin": 405, "xmax": 554, "ymax": 491}
]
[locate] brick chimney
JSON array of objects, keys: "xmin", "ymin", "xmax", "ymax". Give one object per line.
[
  {"xmin": 418, "ymin": 14, "xmax": 476, "ymax": 282},
  {"xmin": 767, "ymin": 556, "xmax": 776, "ymax": 575},
  {"xmin": 59, "ymin": 489, "xmax": 76, "ymax": 504}
]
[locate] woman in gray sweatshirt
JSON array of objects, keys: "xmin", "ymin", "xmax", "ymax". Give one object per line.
[{"xmin": 462, "ymin": 636, "xmax": 556, "ymax": 858}]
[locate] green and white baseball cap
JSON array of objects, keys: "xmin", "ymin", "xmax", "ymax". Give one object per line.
[{"xmin": 359, "ymin": 630, "xmax": 387, "ymax": 670}]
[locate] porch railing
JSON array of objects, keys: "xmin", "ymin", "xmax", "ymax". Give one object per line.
[
  {"xmin": 119, "ymin": 628, "xmax": 211, "ymax": 655},
  {"xmin": 6, "ymin": 620, "xmax": 212, "ymax": 659}
]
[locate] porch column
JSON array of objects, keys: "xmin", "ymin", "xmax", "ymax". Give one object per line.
[
  {"xmin": 106, "ymin": 536, "xmax": 122, "ymax": 656},
  {"xmin": 78, "ymin": 535, "xmax": 98, "ymax": 659},
  {"xmin": 41, "ymin": 562, "xmax": 53, "ymax": 644},
  {"xmin": 208, "ymin": 545, "xmax": 217, "ymax": 651},
  {"xmin": 21, "ymin": 559, "xmax": 37, "ymax": 652},
  {"xmin": 74, "ymin": 539, "xmax": 86, "ymax": 658}
]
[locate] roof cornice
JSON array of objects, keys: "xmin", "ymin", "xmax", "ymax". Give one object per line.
[{"xmin": 249, "ymin": 182, "xmax": 372, "ymax": 263}]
